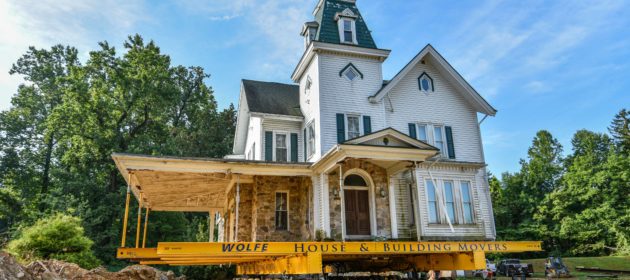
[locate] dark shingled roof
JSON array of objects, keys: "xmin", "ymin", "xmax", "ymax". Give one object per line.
[
  {"xmin": 313, "ymin": 0, "xmax": 377, "ymax": 49},
  {"xmin": 242, "ymin": 80, "xmax": 302, "ymax": 117}
]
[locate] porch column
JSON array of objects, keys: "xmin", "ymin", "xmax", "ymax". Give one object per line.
[{"xmin": 388, "ymin": 174, "xmax": 398, "ymax": 239}]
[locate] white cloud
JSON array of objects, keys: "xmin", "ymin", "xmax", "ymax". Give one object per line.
[
  {"xmin": 445, "ymin": 0, "xmax": 625, "ymax": 100},
  {"xmin": 0, "ymin": 0, "xmax": 147, "ymax": 110}
]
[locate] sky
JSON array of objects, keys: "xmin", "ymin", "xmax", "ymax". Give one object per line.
[{"xmin": 0, "ymin": 0, "xmax": 629, "ymax": 174}]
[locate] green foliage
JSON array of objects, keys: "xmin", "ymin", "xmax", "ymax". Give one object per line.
[
  {"xmin": 7, "ymin": 214, "xmax": 100, "ymax": 269},
  {"xmin": 493, "ymin": 109, "xmax": 630, "ymax": 257},
  {"xmin": 0, "ymin": 35, "xmax": 236, "ymax": 268}
]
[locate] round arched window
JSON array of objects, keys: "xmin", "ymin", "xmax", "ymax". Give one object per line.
[{"xmin": 344, "ymin": 174, "xmax": 367, "ymax": 187}]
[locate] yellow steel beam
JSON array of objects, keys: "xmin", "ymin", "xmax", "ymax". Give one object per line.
[
  {"xmin": 120, "ymin": 185, "xmax": 132, "ymax": 247},
  {"xmin": 118, "ymin": 247, "xmax": 159, "ymax": 259},
  {"xmin": 417, "ymin": 251, "xmax": 486, "ymax": 271},
  {"xmin": 237, "ymin": 252, "xmax": 322, "ymax": 275},
  {"xmin": 156, "ymin": 241, "xmax": 542, "ymax": 256}
]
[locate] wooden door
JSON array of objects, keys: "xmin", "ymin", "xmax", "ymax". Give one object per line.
[{"xmin": 344, "ymin": 189, "xmax": 371, "ymax": 236}]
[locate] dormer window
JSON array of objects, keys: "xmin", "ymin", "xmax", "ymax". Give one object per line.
[
  {"xmin": 336, "ymin": 8, "xmax": 357, "ymax": 45},
  {"xmin": 418, "ymin": 72, "xmax": 434, "ymax": 93},
  {"xmin": 343, "ymin": 20, "xmax": 354, "ymax": 43}
]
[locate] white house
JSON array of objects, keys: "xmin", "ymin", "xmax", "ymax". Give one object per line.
[{"xmin": 226, "ymin": 0, "xmax": 498, "ymax": 241}]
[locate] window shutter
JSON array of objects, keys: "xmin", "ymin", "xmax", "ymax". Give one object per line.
[
  {"xmin": 363, "ymin": 116, "xmax": 371, "ymax": 135},
  {"xmin": 291, "ymin": 133, "xmax": 298, "ymax": 162},
  {"xmin": 445, "ymin": 126, "xmax": 456, "ymax": 159},
  {"xmin": 336, "ymin": 113, "xmax": 345, "ymax": 144},
  {"xmin": 303, "ymin": 128, "xmax": 307, "ymax": 161},
  {"xmin": 265, "ymin": 131, "xmax": 273, "ymax": 161},
  {"xmin": 408, "ymin": 123, "xmax": 417, "ymax": 139}
]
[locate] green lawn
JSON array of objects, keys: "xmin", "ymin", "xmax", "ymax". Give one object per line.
[{"xmin": 504, "ymin": 256, "xmax": 630, "ymax": 279}]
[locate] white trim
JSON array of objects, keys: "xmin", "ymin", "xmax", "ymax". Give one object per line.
[
  {"xmin": 250, "ymin": 112, "xmax": 304, "ymax": 122},
  {"xmin": 272, "ymin": 131, "xmax": 290, "ymax": 162},
  {"xmin": 388, "ymin": 175, "xmax": 398, "ymax": 239},
  {"xmin": 368, "ymin": 44, "xmax": 496, "ymax": 116},
  {"xmin": 344, "ymin": 113, "xmax": 363, "ymax": 140},
  {"xmin": 342, "ymin": 168, "xmax": 377, "ymax": 237}
]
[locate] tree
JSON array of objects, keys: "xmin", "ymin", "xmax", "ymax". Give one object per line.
[
  {"xmin": 7, "ymin": 214, "xmax": 101, "ymax": 269},
  {"xmin": 609, "ymin": 109, "xmax": 629, "ymax": 154},
  {"xmin": 2, "ymin": 45, "xmax": 80, "ymax": 198},
  {"xmin": 0, "ymin": 35, "xmax": 236, "ymax": 266}
]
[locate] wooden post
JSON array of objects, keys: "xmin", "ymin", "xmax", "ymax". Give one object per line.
[
  {"xmin": 142, "ymin": 207, "xmax": 149, "ymax": 248},
  {"xmin": 121, "ymin": 183, "xmax": 132, "ymax": 248},
  {"xmin": 135, "ymin": 193, "xmax": 143, "ymax": 248},
  {"xmin": 209, "ymin": 211, "xmax": 216, "ymax": 242}
]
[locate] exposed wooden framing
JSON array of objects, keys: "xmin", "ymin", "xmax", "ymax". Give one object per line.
[
  {"xmin": 142, "ymin": 208, "xmax": 149, "ymax": 248},
  {"xmin": 135, "ymin": 193, "xmax": 143, "ymax": 248},
  {"xmin": 121, "ymin": 184, "xmax": 131, "ymax": 247}
]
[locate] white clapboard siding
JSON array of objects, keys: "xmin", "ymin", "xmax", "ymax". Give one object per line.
[
  {"xmin": 299, "ymin": 55, "xmax": 323, "ymax": 161},
  {"xmin": 317, "ymin": 53, "xmax": 386, "ymax": 157},
  {"xmin": 414, "ymin": 164, "xmax": 488, "ymax": 239},
  {"xmin": 262, "ymin": 118, "xmax": 304, "ymax": 162},
  {"xmin": 394, "ymin": 174, "xmax": 417, "ymax": 239},
  {"xmin": 384, "ymin": 58, "xmax": 484, "ymax": 163}
]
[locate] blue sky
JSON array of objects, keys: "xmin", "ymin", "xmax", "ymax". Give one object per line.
[{"xmin": 1, "ymin": 0, "xmax": 629, "ymax": 174}]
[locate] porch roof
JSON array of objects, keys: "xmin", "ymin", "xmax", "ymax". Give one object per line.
[{"xmin": 112, "ymin": 153, "xmax": 311, "ymax": 212}]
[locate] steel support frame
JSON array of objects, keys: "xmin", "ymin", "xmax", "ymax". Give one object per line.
[{"xmin": 237, "ymin": 252, "xmax": 323, "ymax": 275}]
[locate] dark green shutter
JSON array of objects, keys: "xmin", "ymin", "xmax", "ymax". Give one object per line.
[
  {"xmin": 408, "ymin": 123, "xmax": 417, "ymax": 139},
  {"xmin": 363, "ymin": 116, "xmax": 371, "ymax": 135},
  {"xmin": 445, "ymin": 126, "xmax": 455, "ymax": 159},
  {"xmin": 265, "ymin": 131, "xmax": 273, "ymax": 161},
  {"xmin": 291, "ymin": 133, "xmax": 298, "ymax": 162},
  {"xmin": 336, "ymin": 114, "xmax": 345, "ymax": 144},
  {"xmin": 303, "ymin": 128, "xmax": 307, "ymax": 161}
]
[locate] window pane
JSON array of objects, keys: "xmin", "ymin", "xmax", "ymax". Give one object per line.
[
  {"xmin": 344, "ymin": 69, "xmax": 357, "ymax": 80},
  {"xmin": 417, "ymin": 125, "xmax": 428, "ymax": 141},
  {"xmin": 426, "ymin": 180, "xmax": 438, "ymax": 223},
  {"xmin": 461, "ymin": 182, "xmax": 471, "ymax": 202},
  {"xmin": 444, "ymin": 181, "xmax": 455, "ymax": 222},
  {"xmin": 421, "ymin": 78, "xmax": 430, "ymax": 91},
  {"xmin": 344, "ymin": 31, "xmax": 353, "ymax": 42},
  {"xmin": 276, "ymin": 193, "xmax": 287, "ymax": 210},
  {"xmin": 275, "ymin": 193, "xmax": 288, "ymax": 230},
  {"xmin": 434, "ymin": 126, "xmax": 444, "ymax": 153},
  {"xmin": 275, "ymin": 134, "xmax": 287, "ymax": 162},
  {"xmin": 308, "ymin": 125, "xmax": 315, "ymax": 156},
  {"xmin": 347, "ymin": 116, "xmax": 360, "ymax": 139},
  {"xmin": 464, "ymin": 204, "xmax": 473, "ymax": 223},
  {"xmin": 344, "ymin": 20, "xmax": 352, "ymax": 31}
]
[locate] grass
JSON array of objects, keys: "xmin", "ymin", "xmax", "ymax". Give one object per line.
[{"xmin": 496, "ymin": 256, "xmax": 630, "ymax": 280}]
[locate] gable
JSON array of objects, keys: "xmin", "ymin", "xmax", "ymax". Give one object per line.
[
  {"xmin": 369, "ymin": 45, "xmax": 497, "ymax": 116},
  {"xmin": 242, "ymin": 80, "xmax": 302, "ymax": 117},
  {"xmin": 345, "ymin": 128, "xmax": 438, "ymax": 151}
]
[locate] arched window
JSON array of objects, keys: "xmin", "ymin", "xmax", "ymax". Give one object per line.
[
  {"xmin": 344, "ymin": 174, "xmax": 367, "ymax": 187},
  {"xmin": 418, "ymin": 72, "xmax": 434, "ymax": 93}
]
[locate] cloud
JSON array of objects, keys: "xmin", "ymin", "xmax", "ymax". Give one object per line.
[
  {"xmin": 445, "ymin": 0, "xmax": 626, "ymax": 100},
  {"xmin": 0, "ymin": 0, "xmax": 147, "ymax": 110}
]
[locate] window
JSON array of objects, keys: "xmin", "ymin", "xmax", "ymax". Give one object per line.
[
  {"xmin": 305, "ymin": 76, "xmax": 312, "ymax": 94},
  {"xmin": 426, "ymin": 180, "xmax": 439, "ymax": 223},
  {"xmin": 417, "ymin": 124, "xmax": 428, "ymax": 142},
  {"xmin": 343, "ymin": 67, "xmax": 359, "ymax": 81},
  {"xmin": 443, "ymin": 181, "xmax": 456, "ymax": 223},
  {"xmin": 275, "ymin": 192, "xmax": 288, "ymax": 230},
  {"xmin": 307, "ymin": 122, "xmax": 316, "ymax": 158},
  {"xmin": 343, "ymin": 19, "xmax": 353, "ymax": 43},
  {"xmin": 274, "ymin": 133, "xmax": 288, "ymax": 162},
  {"xmin": 418, "ymin": 72, "xmax": 434, "ymax": 93},
  {"xmin": 461, "ymin": 182, "xmax": 474, "ymax": 224},
  {"xmin": 346, "ymin": 115, "xmax": 361, "ymax": 140},
  {"xmin": 434, "ymin": 126, "xmax": 445, "ymax": 155}
]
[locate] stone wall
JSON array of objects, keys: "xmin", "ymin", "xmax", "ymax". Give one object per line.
[
  {"xmin": 328, "ymin": 159, "xmax": 392, "ymax": 240},
  {"xmin": 226, "ymin": 183, "xmax": 254, "ymax": 241},
  {"xmin": 253, "ymin": 176, "xmax": 312, "ymax": 242}
]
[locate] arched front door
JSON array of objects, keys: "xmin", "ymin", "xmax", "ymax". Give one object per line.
[{"xmin": 344, "ymin": 174, "xmax": 371, "ymax": 236}]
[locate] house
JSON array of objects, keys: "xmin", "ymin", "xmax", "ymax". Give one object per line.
[
  {"xmin": 112, "ymin": 0, "xmax": 546, "ymax": 274},
  {"xmin": 226, "ymin": 0, "xmax": 497, "ymax": 242}
]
